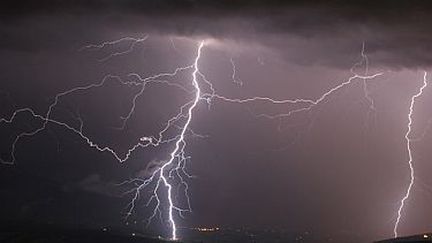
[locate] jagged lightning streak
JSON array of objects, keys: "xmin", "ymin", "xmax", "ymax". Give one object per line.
[
  {"xmin": 201, "ymin": 43, "xmax": 383, "ymax": 123},
  {"xmin": 393, "ymin": 71, "xmax": 429, "ymax": 238},
  {"xmin": 230, "ymin": 58, "xmax": 243, "ymax": 86},
  {"xmin": 79, "ymin": 35, "xmax": 149, "ymax": 61},
  {"xmin": 0, "ymin": 39, "xmax": 388, "ymax": 241},
  {"xmin": 121, "ymin": 41, "xmax": 204, "ymax": 240},
  {"xmin": 359, "ymin": 42, "xmax": 375, "ymax": 112},
  {"xmin": 0, "ymin": 71, "xmax": 194, "ymax": 165},
  {"xmin": 0, "ymin": 39, "xmax": 206, "ymax": 241},
  {"xmin": 157, "ymin": 41, "xmax": 204, "ymax": 240},
  {"xmin": 206, "ymin": 74, "xmax": 382, "ymax": 121}
]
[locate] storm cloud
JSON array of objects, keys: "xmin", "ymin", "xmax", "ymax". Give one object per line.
[{"xmin": 2, "ymin": 1, "xmax": 432, "ymax": 68}]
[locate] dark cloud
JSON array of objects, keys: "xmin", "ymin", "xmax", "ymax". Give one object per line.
[
  {"xmin": 2, "ymin": 1, "xmax": 432, "ymax": 68},
  {"xmin": 74, "ymin": 174, "xmax": 121, "ymax": 197},
  {"xmin": 1, "ymin": 0, "xmax": 431, "ymax": 16}
]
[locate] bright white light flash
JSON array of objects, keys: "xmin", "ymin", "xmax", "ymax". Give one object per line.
[
  {"xmin": 393, "ymin": 71, "xmax": 428, "ymax": 238},
  {"xmin": 0, "ymin": 40, "xmax": 383, "ymax": 240},
  {"xmin": 157, "ymin": 41, "xmax": 204, "ymax": 239},
  {"xmin": 3, "ymin": 38, "xmax": 414, "ymax": 241},
  {"xmin": 79, "ymin": 35, "xmax": 149, "ymax": 62},
  {"xmin": 120, "ymin": 41, "xmax": 205, "ymax": 240},
  {"xmin": 0, "ymin": 38, "xmax": 204, "ymax": 240}
]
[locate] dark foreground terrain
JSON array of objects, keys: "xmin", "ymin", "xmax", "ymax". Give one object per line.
[
  {"xmin": 375, "ymin": 233, "xmax": 432, "ymax": 242},
  {"xmin": 4, "ymin": 223, "xmax": 429, "ymax": 243},
  {"xmin": 0, "ymin": 226, "xmax": 167, "ymax": 243}
]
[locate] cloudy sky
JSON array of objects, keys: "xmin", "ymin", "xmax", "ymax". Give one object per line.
[{"xmin": 1, "ymin": 1, "xmax": 432, "ymax": 242}]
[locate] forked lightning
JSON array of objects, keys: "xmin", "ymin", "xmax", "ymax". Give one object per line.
[{"xmin": 1, "ymin": 37, "xmax": 428, "ymax": 240}]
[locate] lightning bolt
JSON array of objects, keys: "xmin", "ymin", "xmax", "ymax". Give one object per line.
[
  {"xmin": 0, "ymin": 37, "xmax": 204, "ymax": 240},
  {"xmin": 79, "ymin": 35, "xmax": 149, "ymax": 62},
  {"xmin": 120, "ymin": 41, "xmax": 204, "ymax": 240},
  {"xmin": 359, "ymin": 42, "xmax": 375, "ymax": 113},
  {"xmin": 205, "ymin": 61, "xmax": 382, "ymax": 122},
  {"xmin": 230, "ymin": 57, "xmax": 243, "ymax": 86},
  {"xmin": 393, "ymin": 71, "xmax": 429, "ymax": 238},
  {"xmin": 154, "ymin": 41, "xmax": 204, "ymax": 239},
  {"xmin": 1, "ymin": 38, "xmax": 397, "ymax": 241},
  {"xmin": 188, "ymin": 44, "xmax": 381, "ymax": 132},
  {"xmin": 0, "ymin": 71, "xmax": 194, "ymax": 165}
]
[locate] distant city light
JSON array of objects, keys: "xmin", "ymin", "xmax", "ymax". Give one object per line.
[{"xmin": 194, "ymin": 227, "xmax": 220, "ymax": 232}]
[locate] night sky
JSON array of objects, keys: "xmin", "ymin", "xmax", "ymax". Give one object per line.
[{"xmin": 2, "ymin": 1, "xmax": 432, "ymax": 242}]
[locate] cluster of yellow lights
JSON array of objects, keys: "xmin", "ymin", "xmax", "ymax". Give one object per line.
[{"xmin": 195, "ymin": 227, "xmax": 220, "ymax": 232}]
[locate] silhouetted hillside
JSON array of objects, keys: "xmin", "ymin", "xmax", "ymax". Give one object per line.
[
  {"xmin": 375, "ymin": 233, "xmax": 432, "ymax": 242},
  {"xmin": 0, "ymin": 224, "xmax": 168, "ymax": 243}
]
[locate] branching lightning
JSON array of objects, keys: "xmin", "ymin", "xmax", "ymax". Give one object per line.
[
  {"xmin": 123, "ymin": 41, "xmax": 205, "ymax": 240},
  {"xmin": 1, "ymin": 39, "xmax": 207, "ymax": 240},
  {"xmin": 230, "ymin": 58, "xmax": 243, "ymax": 86},
  {"xmin": 195, "ymin": 44, "xmax": 382, "ymax": 125},
  {"xmin": 3, "ymin": 35, "xmax": 428, "ymax": 241},
  {"xmin": 393, "ymin": 71, "xmax": 429, "ymax": 238},
  {"xmin": 79, "ymin": 35, "xmax": 149, "ymax": 62}
]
